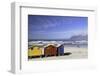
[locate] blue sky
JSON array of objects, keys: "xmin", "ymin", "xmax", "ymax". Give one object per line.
[{"xmin": 28, "ymin": 15, "xmax": 88, "ymax": 40}]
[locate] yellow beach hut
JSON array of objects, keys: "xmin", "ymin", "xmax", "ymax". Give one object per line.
[{"xmin": 28, "ymin": 46, "xmax": 42, "ymax": 57}]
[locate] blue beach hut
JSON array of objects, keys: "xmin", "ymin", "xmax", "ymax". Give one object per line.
[{"xmin": 57, "ymin": 45, "xmax": 64, "ymax": 56}]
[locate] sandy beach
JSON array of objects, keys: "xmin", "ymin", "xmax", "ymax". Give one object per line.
[{"xmin": 28, "ymin": 45, "xmax": 88, "ymax": 61}]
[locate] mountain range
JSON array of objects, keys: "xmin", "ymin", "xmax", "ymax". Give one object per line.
[
  {"xmin": 68, "ymin": 34, "xmax": 88, "ymax": 41},
  {"xmin": 29, "ymin": 34, "xmax": 88, "ymax": 41}
]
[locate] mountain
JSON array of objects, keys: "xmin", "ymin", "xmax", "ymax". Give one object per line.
[
  {"xmin": 68, "ymin": 35, "xmax": 88, "ymax": 41},
  {"xmin": 28, "ymin": 34, "xmax": 88, "ymax": 41}
]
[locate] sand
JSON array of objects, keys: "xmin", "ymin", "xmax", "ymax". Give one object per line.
[{"xmin": 64, "ymin": 46, "xmax": 88, "ymax": 58}]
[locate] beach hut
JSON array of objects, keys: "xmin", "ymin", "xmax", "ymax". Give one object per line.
[
  {"xmin": 57, "ymin": 45, "xmax": 64, "ymax": 56},
  {"xmin": 28, "ymin": 46, "xmax": 42, "ymax": 57},
  {"xmin": 44, "ymin": 45, "xmax": 57, "ymax": 57}
]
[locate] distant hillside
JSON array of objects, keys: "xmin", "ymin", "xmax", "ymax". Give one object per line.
[
  {"xmin": 28, "ymin": 34, "xmax": 88, "ymax": 41},
  {"xmin": 68, "ymin": 35, "xmax": 88, "ymax": 41}
]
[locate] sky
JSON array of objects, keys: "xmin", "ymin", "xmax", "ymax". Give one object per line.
[{"xmin": 28, "ymin": 15, "xmax": 88, "ymax": 40}]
